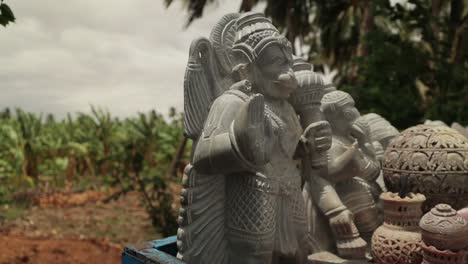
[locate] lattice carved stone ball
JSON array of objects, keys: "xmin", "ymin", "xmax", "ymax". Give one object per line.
[{"xmin": 383, "ymin": 125, "xmax": 468, "ymax": 212}]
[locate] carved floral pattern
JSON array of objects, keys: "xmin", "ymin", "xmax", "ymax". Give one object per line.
[{"xmin": 383, "ymin": 125, "xmax": 468, "ymax": 211}]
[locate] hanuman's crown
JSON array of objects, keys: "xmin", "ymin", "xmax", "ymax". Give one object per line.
[
  {"xmin": 231, "ymin": 12, "xmax": 291, "ymax": 64},
  {"xmin": 321, "ymin": 90, "xmax": 355, "ymax": 114}
]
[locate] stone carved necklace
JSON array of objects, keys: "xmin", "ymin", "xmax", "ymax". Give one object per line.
[{"xmin": 264, "ymin": 99, "xmax": 301, "ymax": 158}]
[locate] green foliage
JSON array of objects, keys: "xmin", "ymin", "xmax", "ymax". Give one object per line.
[
  {"xmin": 139, "ymin": 166, "xmax": 179, "ymax": 237},
  {"xmin": 342, "ymin": 30, "xmax": 428, "ymax": 128},
  {"xmin": 344, "ymin": 0, "xmax": 468, "ymax": 128},
  {"xmin": 1, "ymin": 203, "xmax": 26, "ymax": 221},
  {"xmin": 0, "ymin": 0, "xmax": 15, "ymax": 27},
  {"xmin": 171, "ymin": 0, "xmax": 467, "ymax": 129},
  {"xmin": 0, "ymin": 107, "xmax": 188, "ymax": 234}
]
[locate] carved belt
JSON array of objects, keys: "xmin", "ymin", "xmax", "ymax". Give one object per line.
[{"xmin": 240, "ymin": 174, "xmax": 300, "ymax": 197}]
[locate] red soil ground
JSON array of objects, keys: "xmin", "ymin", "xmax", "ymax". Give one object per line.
[
  {"xmin": 0, "ymin": 191, "xmax": 169, "ymax": 264},
  {"xmin": 0, "ymin": 234, "xmax": 121, "ymax": 264}
]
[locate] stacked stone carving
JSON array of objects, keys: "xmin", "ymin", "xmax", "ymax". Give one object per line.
[{"xmin": 383, "ymin": 125, "xmax": 468, "ymax": 212}]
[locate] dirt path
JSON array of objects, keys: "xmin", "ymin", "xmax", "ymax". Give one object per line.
[
  {"xmin": 0, "ymin": 235, "xmax": 121, "ymax": 264},
  {"xmin": 0, "ymin": 191, "xmax": 164, "ymax": 263},
  {"xmin": 4, "ymin": 191, "xmax": 161, "ymax": 244}
]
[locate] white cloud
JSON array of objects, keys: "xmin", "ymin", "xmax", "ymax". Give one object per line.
[{"xmin": 0, "ymin": 0, "xmax": 243, "ymax": 118}]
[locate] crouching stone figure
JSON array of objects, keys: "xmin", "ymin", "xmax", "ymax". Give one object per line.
[{"xmin": 305, "ymin": 90, "xmax": 382, "ymax": 261}]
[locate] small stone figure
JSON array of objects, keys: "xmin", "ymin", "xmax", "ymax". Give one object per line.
[
  {"xmin": 353, "ymin": 115, "xmax": 387, "ymax": 198},
  {"xmin": 321, "ymin": 88, "xmax": 398, "ymax": 198},
  {"xmin": 178, "ymin": 12, "xmax": 331, "ymax": 264},
  {"xmin": 357, "ymin": 113, "xmax": 399, "ymax": 197},
  {"xmin": 362, "ymin": 113, "xmax": 399, "ymax": 149},
  {"xmin": 383, "ymin": 125, "xmax": 468, "ymax": 212},
  {"xmin": 371, "ymin": 192, "xmax": 426, "ymax": 264},
  {"xmin": 419, "ymin": 203, "xmax": 468, "ymax": 264},
  {"xmin": 307, "ymin": 90, "xmax": 382, "ymax": 259}
]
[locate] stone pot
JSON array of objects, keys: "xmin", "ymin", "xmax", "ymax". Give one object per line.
[
  {"xmin": 371, "ymin": 192, "xmax": 426, "ymax": 264},
  {"xmin": 419, "ymin": 203, "xmax": 468, "ymax": 251},
  {"xmin": 418, "ymin": 203, "xmax": 468, "ymax": 264},
  {"xmin": 383, "ymin": 125, "xmax": 468, "ymax": 212}
]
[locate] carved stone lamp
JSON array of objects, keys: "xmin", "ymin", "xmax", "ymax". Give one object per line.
[
  {"xmin": 383, "ymin": 125, "xmax": 468, "ymax": 212},
  {"xmin": 419, "ymin": 203, "xmax": 468, "ymax": 264}
]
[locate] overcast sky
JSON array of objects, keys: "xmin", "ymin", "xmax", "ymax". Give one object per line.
[{"xmin": 0, "ymin": 0, "xmax": 256, "ymax": 118}]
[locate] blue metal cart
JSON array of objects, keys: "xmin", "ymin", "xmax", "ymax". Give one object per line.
[{"xmin": 122, "ymin": 236, "xmax": 184, "ymax": 264}]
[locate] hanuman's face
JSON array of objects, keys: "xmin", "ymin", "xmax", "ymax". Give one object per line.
[{"xmin": 253, "ymin": 45, "xmax": 297, "ymax": 99}]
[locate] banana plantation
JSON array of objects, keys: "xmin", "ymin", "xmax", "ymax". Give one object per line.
[{"xmin": 0, "ymin": 106, "xmax": 189, "ymax": 235}]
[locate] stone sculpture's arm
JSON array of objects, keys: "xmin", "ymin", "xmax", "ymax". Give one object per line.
[
  {"xmin": 308, "ymin": 169, "xmax": 347, "ymax": 217},
  {"xmin": 192, "ymin": 93, "xmax": 253, "ymax": 174},
  {"xmin": 301, "ymin": 142, "xmax": 349, "ymax": 219},
  {"xmin": 354, "ymin": 152, "xmax": 380, "ymax": 182},
  {"xmin": 307, "ymin": 165, "xmax": 356, "ymax": 240},
  {"xmin": 327, "ymin": 141, "xmax": 358, "ymax": 176},
  {"xmin": 300, "ymin": 133, "xmax": 353, "ymax": 215},
  {"xmin": 192, "ymin": 84, "xmax": 272, "ymax": 174}
]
